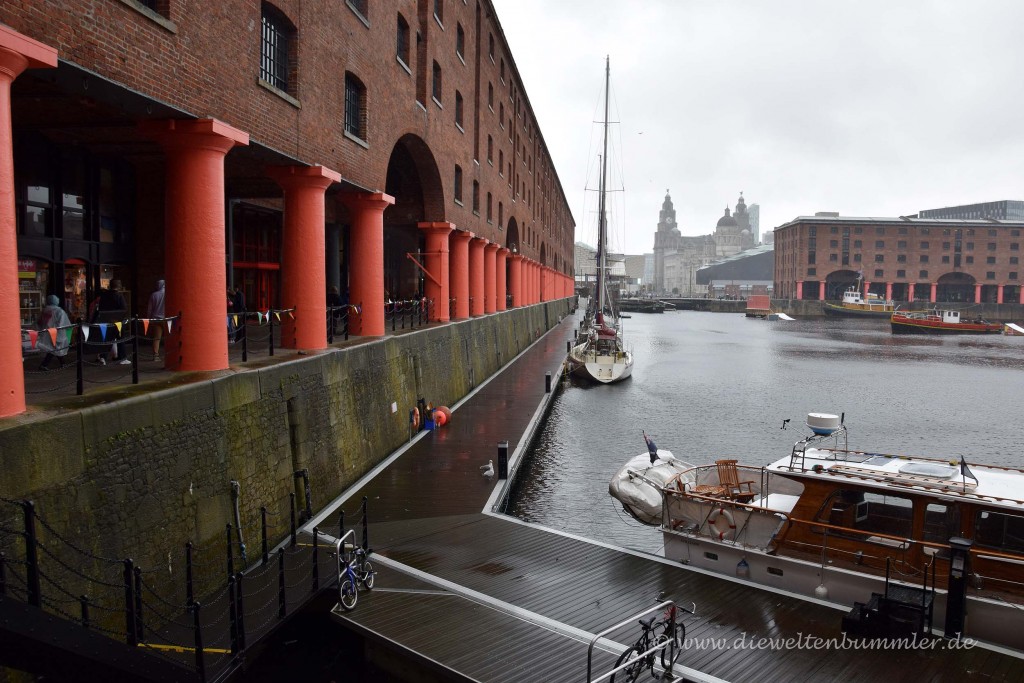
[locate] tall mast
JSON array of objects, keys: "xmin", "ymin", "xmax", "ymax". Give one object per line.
[{"xmin": 596, "ymin": 56, "xmax": 610, "ymax": 318}]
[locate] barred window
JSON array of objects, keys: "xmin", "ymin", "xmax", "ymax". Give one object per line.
[
  {"xmin": 396, "ymin": 14, "xmax": 410, "ymax": 65},
  {"xmin": 261, "ymin": 4, "xmax": 295, "ymax": 94},
  {"xmin": 344, "ymin": 73, "xmax": 366, "ymax": 140}
]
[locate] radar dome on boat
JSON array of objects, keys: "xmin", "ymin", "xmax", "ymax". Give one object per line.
[{"xmin": 806, "ymin": 413, "xmax": 840, "ymax": 435}]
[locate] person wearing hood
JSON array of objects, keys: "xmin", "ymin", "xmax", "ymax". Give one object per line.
[
  {"xmin": 148, "ymin": 279, "xmax": 166, "ymax": 361},
  {"xmin": 37, "ymin": 295, "xmax": 72, "ymax": 370}
]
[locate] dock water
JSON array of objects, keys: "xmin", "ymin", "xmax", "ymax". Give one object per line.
[{"xmin": 305, "ymin": 312, "xmax": 1023, "ymax": 683}]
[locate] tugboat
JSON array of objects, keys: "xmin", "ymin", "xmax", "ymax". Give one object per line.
[
  {"xmin": 823, "ymin": 277, "xmax": 895, "ymax": 318},
  {"xmin": 891, "ymin": 308, "xmax": 1003, "ymax": 335}
]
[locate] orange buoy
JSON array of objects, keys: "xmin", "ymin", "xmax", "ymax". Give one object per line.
[
  {"xmin": 437, "ymin": 405, "xmax": 452, "ymax": 423},
  {"xmin": 433, "ymin": 409, "xmax": 447, "ymax": 426},
  {"xmin": 411, "ymin": 406, "xmax": 421, "ymax": 430}
]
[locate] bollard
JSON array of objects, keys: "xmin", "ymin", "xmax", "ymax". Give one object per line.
[
  {"xmin": 497, "ymin": 441, "xmax": 509, "ymax": 479},
  {"xmin": 123, "ymin": 558, "xmax": 137, "ymax": 647},
  {"xmin": 567, "ymin": 340, "xmax": 571, "ymax": 353},
  {"xmin": 545, "ymin": 371, "xmax": 552, "ymax": 393}
]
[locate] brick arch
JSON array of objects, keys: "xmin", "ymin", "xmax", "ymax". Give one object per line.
[
  {"xmin": 539, "ymin": 242, "xmax": 547, "ymax": 266},
  {"xmin": 505, "ymin": 217, "xmax": 520, "ymax": 252},
  {"xmin": 382, "ymin": 134, "xmax": 444, "ymax": 298}
]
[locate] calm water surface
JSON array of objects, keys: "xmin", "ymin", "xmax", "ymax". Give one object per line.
[{"xmin": 507, "ymin": 311, "xmax": 1024, "ymax": 554}]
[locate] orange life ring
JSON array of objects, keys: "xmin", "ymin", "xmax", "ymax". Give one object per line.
[
  {"xmin": 411, "ymin": 406, "xmax": 421, "ymax": 430},
  {"xmin": 708, "ymin": 506, "xmax": 736, "ymax": 540}
]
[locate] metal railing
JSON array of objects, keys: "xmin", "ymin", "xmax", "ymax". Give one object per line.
[{"xmin": 585, "ymin": 600, "xmax": 693, "ymax": 683}]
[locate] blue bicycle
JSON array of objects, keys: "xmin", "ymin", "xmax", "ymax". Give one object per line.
[{"xmin": 337, "ymin": 533, "xmax": 375, "ymax": 611}]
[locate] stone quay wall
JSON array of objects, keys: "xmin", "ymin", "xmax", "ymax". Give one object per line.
[{"xmin": 0, "ymin": 300, "xmax": 573, "ymax": 606}]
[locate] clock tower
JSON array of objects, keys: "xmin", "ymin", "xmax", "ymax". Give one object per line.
[{"xmin": 653, "ymin": 190, "xmax": 681, "ymax": 293}]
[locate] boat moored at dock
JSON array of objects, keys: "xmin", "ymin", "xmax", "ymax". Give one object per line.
[
  {"xmin": 609, "ymin": 414, "xmax": 1024, "ymax": 652},
  {"xmin": 891, "ymin": 308, "xmax": 1004, "ymax": 334},
  {"xmin": 823, "ymin": 282, "xmax": 895, "ymax": 317}
]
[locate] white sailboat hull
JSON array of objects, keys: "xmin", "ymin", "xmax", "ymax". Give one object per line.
[{"xmin": 577, "ymin": 350, "xmax": 633, "ymax": 383}]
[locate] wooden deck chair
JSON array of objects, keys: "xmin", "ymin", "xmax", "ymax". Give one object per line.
[{"xmin": 716, "ymin": 459, "xmax": 755, "ymax": 502}]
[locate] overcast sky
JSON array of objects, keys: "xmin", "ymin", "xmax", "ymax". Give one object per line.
[{"xmin": 489, "ymin": 0, "xmax": 1024, "ymax": 255}]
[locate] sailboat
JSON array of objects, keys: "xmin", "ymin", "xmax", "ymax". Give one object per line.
[{"xmin": 569, "ymin": 57, "xmax": 633, "ymax": 384}]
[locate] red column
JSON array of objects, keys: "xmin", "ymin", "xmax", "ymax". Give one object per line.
[
  {"xmin": 796, "ymin": 280, "xmax": 804, "ymax": 299},
  {"xmin": 0, "ymin": 27, "xmax": 57, "ymax": 418},
  {"xmin": 267, "ymin": 165, "xmax": 339, "ymax": 350},
  {"xmin": 340, "ymin": 192, "xmax": 395, "ymax": 336},
  {"xmin": 510, "ymin": 254, "xmax": 524, "ymax": 307},
  {"xmin": 530, "ymin": 261, "xmax": 538, "ymax": 304},
  {"xmin": 141, "ymin": 118, "xmax": 249, "ymax": 371},
  {"xmin": 496, "ymin": 248, "xmax": 509, "ymax": 311},
  {"xmin": 974, "ymin": 283, "xmax": 982, "ymax": 304},
  {"xmin": 1020, "ymin": 287, "xmax": 1024, "ymax": 305},
  {"xmin": 885, "ymin": 282, "xmax": 893, "ymax": 301},
  {"xmin": 818, "ymin": 281, "xmax": 825, "ymax": 300},
  {"xmin": 484, "ymin": 242, "xmax": 498, "ymax": 313},
  {"xmin": 450, "ymin": 230, "xmax": 473, "ymax": 320},
  {"xmin": 908, "ymin": 283, "xmax": 915, "ymax": 302},
  {"xmin": 541, "ymin": 267, "xmax": 548, "ymax": 302},
  {"xmin": 997, "ymin": 284, "xmax": 1004, "ymax": 304},
  {"xmin": 469, "ymin": 237, "xmax": 486, "ymax": 317},
  {"xmin": 930, "ymin": 283, "xmax": 937, "ymax": 303},
  {"xmin": 417, "ymin": 222, "xmax": 453, "ymax": 322}
]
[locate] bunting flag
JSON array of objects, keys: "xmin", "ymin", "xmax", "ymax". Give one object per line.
[
  {"xmin": 232, "ymin": 314, "xmax": 238, "ymax": 326},
  {"xmin": 65, "ymin": 328, "xmax": 73, "ymax": 344},
  {"xmin": 28, "ymin": 329, "xmax": 38, "ymax": 348},
  {"xmin": 98, "ymin": 323, "xmax": 108, "ymax": 340},
  {"xmin": 80, "ymin": 324, "xmax": 90, "ymax": 342},
  {"xmin": 166, "ymin": 318, "xmax": 174, "ymax": 334},
  {"xmin": 114, "ymin": 321, "xmax": 123, "ymax": 334},
  {"xmin": 274, "ymin": 311, "xmax": 281, "ymax": 322},
  {"xmin": 287, "ymin": 311, "xmax": 294, "ymax": 320},
  {"xmin": 262, "ymin": 310, "xmax": 270, "ymax": 323},
  {"xmin": 142, "ymin": 319, "xmax": 150, "ymax": 334},
  {"xmin": 47, "ymin": 327, "xmax": 58, "ymax": 346}
]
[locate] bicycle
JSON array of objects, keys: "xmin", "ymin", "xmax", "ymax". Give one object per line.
[
  {"xmin": 610, "ymin": 603, "xmax": 691, "ymax": 682},
  {"xmin": 337, "ymin": 535, "xmax": 375, "ymax": 611}
]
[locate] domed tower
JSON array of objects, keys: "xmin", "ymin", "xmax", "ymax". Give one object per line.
[
  {"xmin": 733, "ymin": 192, "xmax": 754, "ymax": 250},
  {"xmin": 714, "ymin": 205, "xmax": 741, "ymax": 258}
]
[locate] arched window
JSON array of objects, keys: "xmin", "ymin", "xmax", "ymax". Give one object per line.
[
  {"xmin": 396, "ymin": 14, "xmax": 410, "ymax": 66},
  {"xmin": 454, "ymin": 165, "xmax": 463, "ymax": 204},
  {"xmin": 344, "ymin": 72, "xmax": 367, "ymax": 140},
  {"xmin": 432, "ymin": 61, "xmax": 442, "ymax": 102},
  {"xmin": 260, "ymin": 3, "xmax": 296, "ymax": 95}
]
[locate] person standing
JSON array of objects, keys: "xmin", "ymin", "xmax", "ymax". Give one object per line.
[
  {"xmin": 147, "ymin": 279, "xmax": 165, "ymax": 361},
  {"xmin": 93, "ymin": 279, "xmax": 129, "ymax": 364},
  {"xmin": 37, "ymin": 295, "xmax": 72, "ymax": 370}
]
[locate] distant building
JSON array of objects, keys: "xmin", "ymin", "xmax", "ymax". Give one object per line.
[
  {"xmin": 652, "ymin": 190, "xmax": 757, "ymax": 295},
  {"xmin": 918, "ymin": 200, "xmax": 1024, "ymax": 221},
  {"xmin": 749, "ymin": 203, "xmax": 760, "ymax": 244},
  {"xmin": 773, "ymin": 215, "xmax": 1024, "ymax": 303},
  {"xmin": 696, "ymin": 243, "xmax": 774, "ymax": 298}
]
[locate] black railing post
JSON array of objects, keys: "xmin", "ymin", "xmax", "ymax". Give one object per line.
[
  {"xmin": 123, "ymin": 558, "xmax": 137, "ymax": 647},
  {"xmin": 344, "ymin": 307, "xmax": 350, "ymax": 341},
  {"xmin": 302, "ymin": 469, "xmax": 312, "ymax": 520},
  {"xmin": 241, "ymin": 313, "xmax": 248, "ymax": 362},
  {"xmin": 277, "ymin": 548, "xmax": 286, "ymax": 619},
  {"xmin": 134, "ymin": 566, "xmax": 144, "ymax": 643},
  {"xmin": 235, "ymin": 571, "xmax": 246, "ymax": 652},
  {"xmin": 185, "ymin": 541, "xmax": 194, "ymax": 606},
  {"xmin": 226, "ymin": 523, "xmax": 234, "ymax": 580},
  {"xmin": 261, "ymin": 506, "xmax": 269, "ymax": 565},
  {"xmin": 545, "ymin": 371, "xmax": 552, "ymax": 393},
  {"xmin": 311, "ymin": 526, "xmax": 319, "ymax": 592},
  {"xmin": 21, "ymin": 501, "xmax": 41, "ymax": 607},
  {"xmin": 176, "ymin": 310, "xmax": 183, "ymax": 368},
  {"xmin": 391, "ymin": 302, "xmax": 396, "ymax": 332},
  {"xmin": 192, "ymin": 601, "xmax": 206, "ymax": 683},
  {"xmin": 80, "ymin": 595, "xmax": 90, "ymax": 629},
  {"xmin": 338, "ymin": 510, "xmax": 345, "ymax": 543},
  {"xmin": 131, "ymin": 316, "xmax": 139, "ymax": 384},
  {"xmin": 327, "ymin": 307, "xmax": 334, "ymax": 344},
  {"xmin": 361, "ymin": 496, "xmax": 369, "ymax": 551},
  {"xmin": 289, "ymin": 493, "xmax": 297, "ymax": 547},
  {"xmin": 268, "ymin": 310, "xmax": 275, "ymax": 356},
  {"xmin": 0, "ymin": 552, "xmax": 5, "ymax": 597},
  {"xmin": 75, "ymin": 318, "xmax": 84, "ymax": 395},
  {"xmin": 227, "ymin": 574, "xmax": 238, "ymax": 655}
]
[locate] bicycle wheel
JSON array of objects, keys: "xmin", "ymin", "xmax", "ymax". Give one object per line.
[
  {"xmin": 339, "ymin": 578, "xmax": 358, "ymax": 611},
  {"xmin": 658, "ymin": 621, "xmax": 684, "ymax": 670},
  {"xmin": 610, "ymin": 645, "xmax": 644, "ymax": 683},
  {"xmin": 360, "ymin": 560, "xmax": 375, "ymax": 590}
]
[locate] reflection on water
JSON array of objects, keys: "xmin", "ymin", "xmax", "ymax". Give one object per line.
[{"xmin": 507, "ymin": 312, "xmax": 1024, "ymax": 555}]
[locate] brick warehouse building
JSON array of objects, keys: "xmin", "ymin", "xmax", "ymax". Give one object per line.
[
  {"xmin": 774, "ymin": 215, "xmax": 1024, "ymax": 304},
  {"xmin": 0, "ymin": 1, "xmax": 576, "ymax": 417}
]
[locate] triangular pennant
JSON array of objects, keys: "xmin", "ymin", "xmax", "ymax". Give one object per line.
[
  {"xmin": 142, "ymin": 319, "xmax": 150, "ymax": 335},
  {"xmin": 166, "ymin": 319, "xmax": 174, "ymax": 334},
  {"xmin": 232, "ymin": 314, "xmax": 238, "ymax": 326},
  {"xmin": 274, "ymin": 311, "xmax": 281, "ymax": 322},
  {"xmin": 114, "ymin": 321, "xmax": 123, "ymax": 334},
  {"xmin": 65, "ymin": 328, "xmax": 73, "ymax": 344},
  {"xmin": 80, "ymin": 324, "xmax": 90, "ymax": 342},
  {"xmin": 98, "ymin": 323, "xmax": 108, "ymax": 340},
  {"xmin": 288, "ymin": 311, "xmax": 294, "ymax": 320},
  {"xmin": 257, "ymin": 311, "xmax": 264, "ymax": 324},
  {"xmin": 47, "ymin": 328, "xmax": 57, "ymax": 346},
  {"xmin": 262, "ymin": 310, "xmax": 270, "ymax": 323},
  {"xmin": 29, "ymin": 330, "xmax": 38, "ymax": 348}
]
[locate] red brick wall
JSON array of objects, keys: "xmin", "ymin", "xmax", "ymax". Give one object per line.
[{"xmin": 0, "ymin": 0, "xmax": 575, "ymax": 274}]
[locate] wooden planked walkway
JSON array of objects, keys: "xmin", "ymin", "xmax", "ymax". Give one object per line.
[{"xmin": 309, "ymin": 311, "xmax": 1023, "ymax": 683}]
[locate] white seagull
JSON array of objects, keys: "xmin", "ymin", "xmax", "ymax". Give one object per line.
[{"xmin": 480, "ymin": 460, "xmax": 495, "ymax": 478}]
